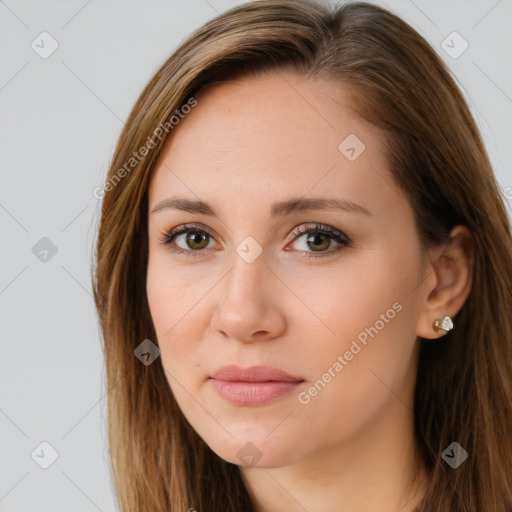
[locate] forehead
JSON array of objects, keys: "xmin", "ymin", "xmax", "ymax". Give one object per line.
[{"xmin": 148, "ymin": 71, "xmax": 396, "ymax": 217}]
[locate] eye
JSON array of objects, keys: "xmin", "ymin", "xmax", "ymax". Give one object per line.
[
  {"xmin": 158, "ymin": 223, "xmax": 215, "ymax": 258},
  {"xmin": 285, "ymin": 223, "xmax": 352, "ymax": 258},
  {"xmin": 158, "ymin": 222, "xmax": 352, "ymax": 259}
]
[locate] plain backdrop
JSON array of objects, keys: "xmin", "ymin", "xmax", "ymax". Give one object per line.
[{"xmin": 1, "ymin": 0, "xmax": 511, "ymax": 510}]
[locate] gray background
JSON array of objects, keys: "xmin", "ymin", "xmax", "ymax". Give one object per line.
[{"xmin": 1, "ymin": 0, "xmax": 511, "ymax": 510}]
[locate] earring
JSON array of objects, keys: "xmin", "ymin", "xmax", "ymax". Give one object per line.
[{"xmin": 433, "ymin": 315, "xmax": 454, "ymax": 333}]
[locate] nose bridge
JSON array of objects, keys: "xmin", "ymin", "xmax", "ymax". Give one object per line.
[{"xmin": 225, "ymin": 241, "xmax": 269, "ymax": 299}]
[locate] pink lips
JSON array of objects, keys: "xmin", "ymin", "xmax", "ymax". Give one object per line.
[{"xmin": 209, "ymin": 365, "xmax": 304, "ymax": 406}]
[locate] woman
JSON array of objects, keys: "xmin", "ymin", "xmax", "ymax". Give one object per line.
[{"xmin": 92, "ymin": 1, "xmax": 512, "ymax": 510}]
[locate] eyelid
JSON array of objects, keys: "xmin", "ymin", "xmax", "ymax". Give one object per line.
[
  {"xmin": 285, "ymin": 223, "xmax": 349, "ymax": 245},
  {"xmin": 159, "ymin": 223, "xmax": 216, "ymax": 244}
]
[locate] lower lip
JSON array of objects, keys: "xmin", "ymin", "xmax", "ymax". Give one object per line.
[{"xmin": 209, "ymin": 379, "xmax": 303, "ymax": 406}]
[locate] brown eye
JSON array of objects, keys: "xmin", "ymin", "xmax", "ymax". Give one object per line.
[
  {"xmin": 159, "ymin": 224, "xmax": 216, "ymax": 258},
  {"xmin": 183, "ymin": 231, "xmax": 210, "ymax": 250},
  {"xmin": 288, "ymin": 224, "xmax": 351, "ymax": 258},
  {"xmin": 304, "ymin": 232, "xmax": 332, "ymax": 252}
]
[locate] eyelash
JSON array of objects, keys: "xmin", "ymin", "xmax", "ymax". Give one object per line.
[{"xmin": 158, "ymin": 223, "xmax": 352, "ymax": 259}]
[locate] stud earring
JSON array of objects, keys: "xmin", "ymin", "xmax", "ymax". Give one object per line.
[{"xmin": 433, "ymin": 315, "xmax": 454, "ymax": 333}]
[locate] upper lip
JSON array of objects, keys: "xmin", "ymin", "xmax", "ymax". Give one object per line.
[{"xmin": 210, "ymin": 365, "xmax": 304, "ymax": 382}]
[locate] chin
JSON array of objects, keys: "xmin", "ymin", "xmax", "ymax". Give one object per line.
[{"xmin": 203, "ymin": 429, "xmax": 306, "ymax": 468}]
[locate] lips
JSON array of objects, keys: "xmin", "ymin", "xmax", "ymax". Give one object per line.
[
  {"xmin": 210, "ymin": 365, "xmax": 303, "ymax": 382},
  {"xmin": 209, "ymin": 365, "xmax": 304, "ymax": 406}
]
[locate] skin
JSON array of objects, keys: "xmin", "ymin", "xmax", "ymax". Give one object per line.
[{"xmin": 146, "ymin": 70, "xmax": 474, "ymax": 512}]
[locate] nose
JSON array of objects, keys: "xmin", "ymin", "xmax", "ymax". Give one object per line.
[{"xmin": 210, "ymin": 254, "xmax": 287, "ymax": 343}]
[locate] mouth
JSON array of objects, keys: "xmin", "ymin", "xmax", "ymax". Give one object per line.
[{"xmin": 208, "ymin": 365, "xmax": 305, "ymax": 406}]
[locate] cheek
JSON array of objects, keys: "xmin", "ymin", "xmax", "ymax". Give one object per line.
[
  {"xmin": 292, "ymin": 301, "xmax": 419, "ymax": 451},
  {"xmin": 295, "ymin": 248, "xmax": 422, "ymax": 401},
  {"xmin": 303, "ymin": 259, "xmax": 408, "ymax": 347},
  {"xmin": 146, "ymin": 250, "xmax": 199, "ymax": 334},
  {"xmin": 146, "ymin": 255, "xmax": 197, "ymax": 372},
  {"xmin": 146, "ymin": 268, "xmax": 205, "ymax": 420}
]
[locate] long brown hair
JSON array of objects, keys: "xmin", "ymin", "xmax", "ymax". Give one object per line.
[{"xmin": 91, "ymin": 1, "xmax": 512, "ymax": 510}]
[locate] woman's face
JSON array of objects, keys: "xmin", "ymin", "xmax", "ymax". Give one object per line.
[{"xmin": 146, "ymin": 71, "xmax": 431, "ymax": 468}]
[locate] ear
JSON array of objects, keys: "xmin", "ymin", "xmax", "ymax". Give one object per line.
[{"xmin": 416, "ymin": 225, "xmax": 475, "ymax": 340}]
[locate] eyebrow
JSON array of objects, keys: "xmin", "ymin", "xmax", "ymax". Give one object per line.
[{"xmin": 151, "ymin": 196, "xmax": 372, "ymax": 217}]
